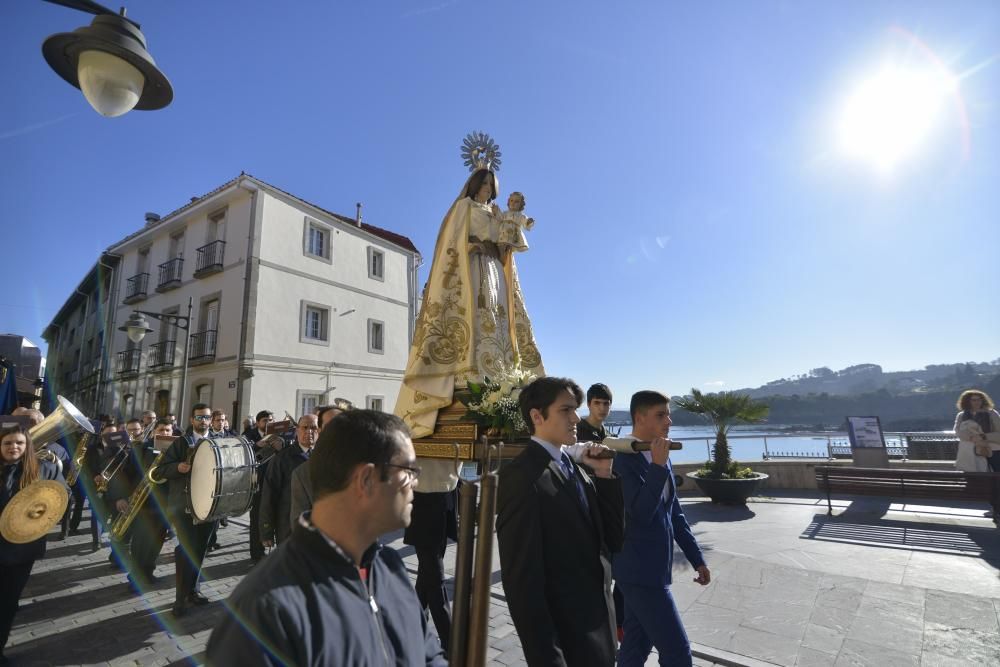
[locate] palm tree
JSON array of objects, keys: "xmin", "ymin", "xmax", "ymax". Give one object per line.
[{"xmin": 673, "ymin": 389, "xmax": 770, "ymax": 476}]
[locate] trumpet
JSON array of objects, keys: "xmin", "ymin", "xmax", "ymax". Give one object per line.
[{"xmin": 109, "ymin": 448, "xmax": 167, "ymax": 541}]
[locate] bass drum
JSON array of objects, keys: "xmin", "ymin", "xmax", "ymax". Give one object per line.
[{"xmin": 188, "ymin": 437, "xmax": 257, "ymax": 524}]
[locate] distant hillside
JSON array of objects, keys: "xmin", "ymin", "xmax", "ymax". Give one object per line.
[{"xmin": 607, "ymin": 359, "xmax": 1000, "ymax": 431}]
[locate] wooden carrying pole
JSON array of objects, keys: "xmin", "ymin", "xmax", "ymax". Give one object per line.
[{"xmin": 447, "ymin": 439, "xmax": 500, "ymax": 667}]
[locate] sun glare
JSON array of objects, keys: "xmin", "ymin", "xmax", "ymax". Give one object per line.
[{"xmin": 838, "ymin": 63, "xmax": 958, "ymax": 172}]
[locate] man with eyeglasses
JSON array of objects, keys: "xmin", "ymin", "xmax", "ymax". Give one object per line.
[
  {"xmin": 206, "ymin": 410, "xmax": 446, "ymax": 666},
  {"xmin": 260, "ymin": 415, "xmax": 319, "ymax": 552},
  {"xmin": 156, "ymin": 403, "xmax": 220, "ymax": 616}
]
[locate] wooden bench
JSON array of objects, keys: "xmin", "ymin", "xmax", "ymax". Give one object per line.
[{"xmin": 815, "ymin": 466, "xmax": 1000, "ymax": 523}]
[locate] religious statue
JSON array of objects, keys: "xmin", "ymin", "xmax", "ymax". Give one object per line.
[{"xmin": 394, "ymin": 132, "xmax": 545, "ymax": 439}]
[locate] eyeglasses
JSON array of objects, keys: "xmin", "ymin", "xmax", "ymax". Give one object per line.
[
  {"xmin": 193, "ymin": 415, "xmax": 213, "ymax": 421},
  {"xmin": 385, "ymin": 463, "xmax": 421, "ymax": 484}
]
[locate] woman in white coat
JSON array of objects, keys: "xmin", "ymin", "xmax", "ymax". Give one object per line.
[{"xmin": 953, "ymin": 390, "xmax": 1000, "ymax": 472}]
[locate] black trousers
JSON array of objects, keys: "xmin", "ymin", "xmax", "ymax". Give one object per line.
[
  {"xmin": 0, "ymin": 561, "xmax": 34, "ymax": 656},
  {"xmin": 69, "ymin": 483, "xmax": 85, "ymax": 532},
  {"xmin": 249, "ymin": 491, "xmax": 264, "ymax": 560},
  {"xmin": 171, "ymin": 514, "xmax": 217, "ymax": 602},
  {"xmin": 414, "ymin": 544, "xmax": 451, "ymax": 650}
]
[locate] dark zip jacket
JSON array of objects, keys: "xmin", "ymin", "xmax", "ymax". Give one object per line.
[{"xmin": 206, "ymin": 515, "xmax": 447, "ymax": 666}]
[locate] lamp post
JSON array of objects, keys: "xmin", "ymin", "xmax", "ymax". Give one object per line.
[
  {"xmin": 118, "ymin": 297, "xmax": 193, "ymax": 419},
  {"xmin": 40, "ymin": 0, "xmax": 172, "ymax": 117}
]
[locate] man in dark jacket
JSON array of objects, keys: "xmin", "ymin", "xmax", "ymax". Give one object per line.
[
  {"xmin": 260, "ymin": 414, "xmax": 318, "ymax": 549},
  {"xmin": 244, "ymin": 410, "xmax": 272, "ymax": 564},
  {"xmin": 496, "ymin": 376, "xmax": 624, "ymax": 667},
  {"xmin": 157, "ymin": 403, "xmax": 218, "ymax": 616},
  {"xmin": 605, "ymin": 391, "xmax": 711, "ymax": 667},
  {"xmin": 206, "ymin": 410, "xmax": 447, "ymax": 666}
]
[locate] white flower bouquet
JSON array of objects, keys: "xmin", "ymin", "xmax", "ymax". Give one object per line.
[{"xmin": 461, "ymin": 369, "xmax": 537, "ymax": 439}]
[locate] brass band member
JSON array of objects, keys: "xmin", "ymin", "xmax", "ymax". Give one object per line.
[
  {"xmin": 11, "ymin": 407, "xmax": 75, "ymax": 540},
  {"xmin": 107, "ymin": 418, "xmax": 173, "ymax": 589},
  {"xmin": 82, "ymin": 422, "xmax": 123, "ymax": 551},
  {"xmin": 0, "ymin": 425, "xmax": 66, "ymax": 664},
  {"xmin": 104, "ymin": 418, "xmax": 144, "ymax": 571},
  {"xmin": 157, "ymin": 403, "xmax": 218, "ymax": 616},
  {"xmin": 244, "ymin": 410, "xmax": 273, "ymax": 565}
]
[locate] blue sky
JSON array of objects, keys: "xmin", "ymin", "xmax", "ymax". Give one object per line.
[{"xmin": 2, "ymin": 1, "xmax": 998, "ymax": 406}]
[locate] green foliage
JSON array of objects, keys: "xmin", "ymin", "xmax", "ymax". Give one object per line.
[
  {"xmin": 694, "ymin": 460, "xmax": 756, "ymax": 480},
  {"xmin": 673, "ymin": 389, "xmax": 770, "ymax": 475}
]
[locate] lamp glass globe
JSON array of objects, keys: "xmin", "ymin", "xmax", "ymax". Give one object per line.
[
  {"xmin": 127, "ymin": 325, "xmax": 147, "ymax": 344},
  {"xmin": 77, "ymin": 49, "xmax": 145, "ymax": 118}
]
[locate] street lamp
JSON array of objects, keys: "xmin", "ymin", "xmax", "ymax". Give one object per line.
[
  {"xmin": 41, "ymin": 0, "xmax": 172, "ymax": 117},
  {"xmin": 119, "ymin": 297, "xmax": 193, "ymax": 419}
]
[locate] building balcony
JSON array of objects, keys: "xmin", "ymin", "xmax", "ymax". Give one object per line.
[
  {"xmin": 116, "ymin": 349, "xmax": 142, "ymax": 378},
  {"xmin": 148, "ymin": 340, "xmax": 177, "ymax": 372},
  {"xmin": 194, "ymin": 240, "xmax": 225, "ymax": 277},
  {"xmin": 189, "ymin": 329, "xmax": 217, "ymax": 365},
  {"xmin": 156, "ymin": 258, "xmax": 184, "ymax": 292},
  {"xmin": 123, "ymin": 273, "xmax": 149, "ymax": 304}
]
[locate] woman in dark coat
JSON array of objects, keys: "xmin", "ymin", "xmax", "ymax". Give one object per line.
[{"xmin": 0, "ymin": 425, "xmax": 65, "ymax": 665}]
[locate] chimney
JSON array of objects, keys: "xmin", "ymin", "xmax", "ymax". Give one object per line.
[
  {"xmin": 356, "ymin": 202, "xmax": 363, "ymax": 227},
  {"xmin": 144, "ymin": 212, "xmax": 160, "ymax": 226}
]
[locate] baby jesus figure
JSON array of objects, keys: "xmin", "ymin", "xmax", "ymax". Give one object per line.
[{"xmin": 498, "ymin": 191, "xmax": 534, "ymax": 253}]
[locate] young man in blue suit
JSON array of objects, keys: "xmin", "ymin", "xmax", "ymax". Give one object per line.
[{"xmin": 606, "ymin": 390, "xmax": 710, "ymax": 667}]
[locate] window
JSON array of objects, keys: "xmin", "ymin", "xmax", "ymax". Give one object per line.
[
  {"xmin": 300, "ymin": 301, "xmax": 330, "ymax": 344},
  {"xmin": 208, "ymin": 210, "xmax": 227, "ymax": 242},
  {"xmin": 367, "ymin": 319, "xmax": 384, "ymax": 354},
  {"xmin": 368, "ymin": 247, "xmax": 385, "ymax": 281},
  {"xmin": 169, "ymin": 231, "xmax": 185, "ymax": 258},
  {"xmin": 366, "ymin": 396, "xmax": 384, "ymax": 412},
  {"xmin": 195, "ymin": 383, "xmax": 213, "ymax": 408},
  {"xmin": 303, "ymin": 219, "xmax": 331, "ymax": 261},
  {"xmin": 299, "ymin": 392, "xmax": 321, "ymax": 418}
]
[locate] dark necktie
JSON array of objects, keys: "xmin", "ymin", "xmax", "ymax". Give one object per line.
[{"xmin": 560, "ymin": 452, "xmax": 589, "ymax": 512}]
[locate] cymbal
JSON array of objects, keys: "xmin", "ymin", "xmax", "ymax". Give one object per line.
[{"xmin": 0, "ymin": 480, "xmax": 68, "ymax": 544}]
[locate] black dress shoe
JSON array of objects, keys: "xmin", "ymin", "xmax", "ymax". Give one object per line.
[{"xmin": 188, "ymin": 591, "xmax": 210, "ymax": 606}]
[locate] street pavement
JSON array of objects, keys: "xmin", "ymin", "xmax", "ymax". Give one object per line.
[{"xmin": 8, "ymin": 489, "xmax": 999, "ymax": 666}]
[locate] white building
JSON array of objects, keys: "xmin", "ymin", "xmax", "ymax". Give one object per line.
[{"xmin": 44, "ymin": 174, "xmax": 421, "ymax": 424}]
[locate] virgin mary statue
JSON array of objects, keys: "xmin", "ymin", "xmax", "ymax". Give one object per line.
[{"xmin": 395, "ymin": 155, "xmax": 544, "ymax": 439}]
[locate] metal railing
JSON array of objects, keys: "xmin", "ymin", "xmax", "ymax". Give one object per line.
[
  {"xmin": 115, "ymin": 349, "xmax": 142, "ymax": 376},
  {"xmin": 156, "ymin": 257, "xmax": 183, "ymax": 290},
  {"xmin": 190, "ymin": 329, "xmax": 217, "ymax": 362},
  {"xmin": 148, "ymin": 340, "xmax": 176, "ymax": 370},
  {"xmin": 123, "ymin": 273, "xmax": 149, "ymax": 302},
  {"xmin": 195, "ymin": 240, "xmax": 225, "ymax": 275}
]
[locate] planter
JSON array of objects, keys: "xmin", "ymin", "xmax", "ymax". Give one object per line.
[{"xmin": 687, "ymin": 472, "xmax": 769, "ymax": 505}]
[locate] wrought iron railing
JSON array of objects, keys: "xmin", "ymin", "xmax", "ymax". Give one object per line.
[
  {"xmin": 124, "ymin": 273, "xmax": 149, "ymax": 302},
  {"xmin": 116, "ymin": 349, "xmax": 142, "ymax": 376},
  {"xmin": 156, "ymin": 258, "xmax": 184, "ymax": 290},
  {"xmin": 148, "ymin": 340, "xmax": 176, "ymax": 370},
  {"xmin": 195, "ymin": 240, "xmax": 225, "ymax": 276},
  {"xmin": 190, "ymin": 329, "xmax": 217, "ymax": 362}
]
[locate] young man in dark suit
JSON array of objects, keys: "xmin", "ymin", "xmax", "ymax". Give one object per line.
[
  {"xmin": 496, "ymin": 376, "xmax": 624, "ymax": 667},
  {"xmin": 606, "ymin": 391, "xmax": 711, "ymax": 667}
]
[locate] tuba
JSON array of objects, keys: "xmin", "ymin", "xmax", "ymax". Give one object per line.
[{"xmin": 30, "ymin": 396, "xmax": 96, "ymax": 470}]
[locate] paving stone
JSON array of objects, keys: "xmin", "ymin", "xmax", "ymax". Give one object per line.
[
  {"xmin": 921, "ymin": 622, "xmax": 1000, "ymax": 664},
  {"xmin": 796, "ymin": 646, "xmax": 838, "ymax": 666},
  {"xmin": 846, "ymin": 612, "xmax": 923, "ymax": 656},
  {"xmin": 855, "ymin": 594, "xmax": 924, "ymax": 631},
  {"xmin": 835, "ymin": 639, "xmax": 919, "ymax": 667},
  {"xmin": 924, "ymin": 589, "xmax": 999, "ymax": 632},
  {"xmin": 739, "ymin": 598, "xmax": 811, "ymax": 641},
  {"xmin": 862, "ymin": 580, "xmax": 925, "ymax": 607},
  {"xmin": 809, "ymin": 605, "xmax": 856, "ymax": 635},
  {"xmin": 726, "ymin": 625, "xmax": 800, "ymax": 666},
  {"xmin": 801, "ymin": 623, "xmax": 844, "ymax": 656}
]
